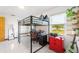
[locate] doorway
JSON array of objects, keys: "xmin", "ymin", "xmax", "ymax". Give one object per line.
[{"xmin": 0, "ymin": 16, "xmax": 5, "ymax": 42}]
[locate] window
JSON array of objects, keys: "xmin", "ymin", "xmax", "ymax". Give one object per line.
[{"xmin": 50, "ymin": 13, "xmax": 67, "ymax": 35}]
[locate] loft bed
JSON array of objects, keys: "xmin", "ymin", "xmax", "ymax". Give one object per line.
[
  {"xmin": 18, "ymin": 16, "xmax": 48, "ymax": 26},
  {"xmin": 18, "ymin": 15, "xmax": 50, "ymax": 53}
]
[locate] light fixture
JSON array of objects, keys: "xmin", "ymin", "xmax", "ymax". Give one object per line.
[
  {"xmin": 18, "ymin": 6, "xmax": 25, "ymax": 9},
  {"xmin": 11, "ymin": 14, "xmax": 16, "ymax": 16}
]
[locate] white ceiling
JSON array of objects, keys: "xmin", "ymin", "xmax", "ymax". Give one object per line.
[{"xmin": 0, "ymin": 6, "xmax": 72, "ymax": 20}]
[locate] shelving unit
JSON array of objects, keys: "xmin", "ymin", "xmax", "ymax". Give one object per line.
[{"xmin": 66, "ymin": 7, "xmax": 79, "ymax": 35}]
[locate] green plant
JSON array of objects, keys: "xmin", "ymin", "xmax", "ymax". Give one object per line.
[
  {"xmin": 52, "ymin": 24, "xmax": 64, "ymax": 30},
  {"xmin": 66, "ymin": 8, "xmax": 75, "ymax": 17}
]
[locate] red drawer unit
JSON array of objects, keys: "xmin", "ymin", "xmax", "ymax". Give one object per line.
[
  {"xmin": 49, "ymin": 36, "xmax": 55, "ymax": 50},
  {"xmin": 49, "ymin": 36, "xmax": 64, "ymax": 53}
]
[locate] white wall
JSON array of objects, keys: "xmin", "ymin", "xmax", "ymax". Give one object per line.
[
  {"xmin": 0, "ymin": 14, "xmax": 18, "ymax": 39},
  {"xmin": 20, "ymin": 26, "xmax": 30, "ymax": 33}
]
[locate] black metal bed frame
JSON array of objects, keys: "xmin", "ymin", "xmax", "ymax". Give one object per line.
[{"xmin": 18, "ymin": 15, "xmax": 50, "ymax": 53}]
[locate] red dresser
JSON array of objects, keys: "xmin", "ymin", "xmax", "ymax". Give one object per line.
[{"xmin": 49, "ymin": 36, "xmax": 64, "ymax": 53}]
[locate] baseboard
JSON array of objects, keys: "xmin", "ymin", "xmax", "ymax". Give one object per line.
[{"xmin": 5, "ymin": 37, "xmax": 18, "ymax": 40}]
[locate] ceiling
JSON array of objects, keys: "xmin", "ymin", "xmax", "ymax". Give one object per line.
[{"xmin": 0, "ymin": 6, "xmax": 72, "ymax": 20}]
